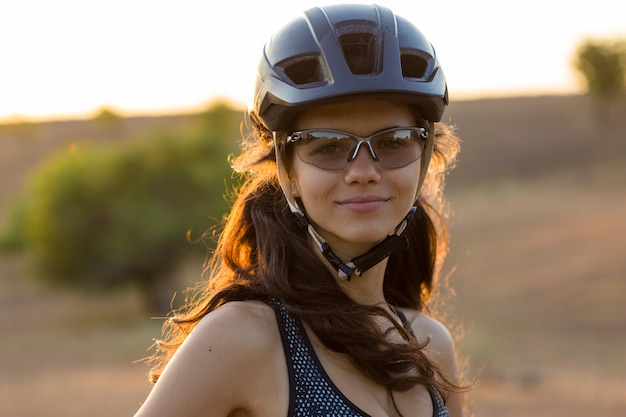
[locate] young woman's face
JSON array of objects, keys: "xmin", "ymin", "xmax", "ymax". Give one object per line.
[{"xmin": 288, "ymin": 100, "xmax": 422, "ymax": 260}]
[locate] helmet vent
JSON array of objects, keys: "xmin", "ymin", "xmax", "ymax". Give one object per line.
[
  {"xmin": 400, "ymin": 52, "xmax": 429, "ymax": 79},
  {"xmin": 339, "ymin": 32, "xmax": 379, "ymax": 75},
  {"xmin": 282, "ymin": 57, "xmax": 326, "ymax": 86}
]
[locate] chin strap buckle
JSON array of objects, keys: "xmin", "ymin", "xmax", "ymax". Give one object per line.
[
  {"xmin": 305, "ymin": 207, "xmax": 416, "ymax": 281},
  {"xmin": 349, "ymin": 233, "xmax": 409, "ymax": 277},
  {"xmin": 341, "ymin": 207, "xmax": 416, "ymax": 279},
  {"xmin": 320, "ymin": 242, "xmax": 357, "ymax": 280}
]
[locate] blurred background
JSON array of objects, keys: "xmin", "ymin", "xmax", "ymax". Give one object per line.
[{"xmin": 1, "ymin": 1, "xmax": 625, "ymax": 416}]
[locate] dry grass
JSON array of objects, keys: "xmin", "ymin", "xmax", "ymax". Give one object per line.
[
  {"xmin": 445, "ymin": 164, "xmax": 626, "ymax": 416},
  {"xmin": 1, "ymin": 95, "xmax": 624, "ymax": 416},
  {"xmin": 0, "ymin": 254, "xmax": 161, "ymax": 416}
]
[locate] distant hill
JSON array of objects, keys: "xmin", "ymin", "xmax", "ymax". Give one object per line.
[
  {"xmin": 443, "ymin": 94, "xmax": 626, "ymax": 189},
  {"xmin": 1, "ymin": 94, "xmax": 624, "ymax": 220}
]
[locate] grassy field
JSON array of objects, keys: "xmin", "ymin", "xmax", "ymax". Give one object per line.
[
  {"xmin": 1, "ymin": 95, "xmax": 624, "ymax": 416},
  {"xmin": 447, "ymin": 165, "xmax": 626, "ymax": 416}
]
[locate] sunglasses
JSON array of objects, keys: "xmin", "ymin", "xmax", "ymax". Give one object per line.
[{"xmin": 285, "ymin": 127, "xmax": 428, "ymax": 170}]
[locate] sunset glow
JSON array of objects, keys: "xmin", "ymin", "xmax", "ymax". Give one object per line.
[{"xmin": 2, "ymin": 0, "xmax": 625, "ymax": 122}]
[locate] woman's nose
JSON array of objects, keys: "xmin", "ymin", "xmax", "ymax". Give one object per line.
[{"xmin": 344, "ymin": 146, "xmax": 382, "ymax": 183}]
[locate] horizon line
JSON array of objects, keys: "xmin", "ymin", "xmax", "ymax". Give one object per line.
[{"xmin": 1, "ymin": 88, "xmax": 585, "ymax": 125}]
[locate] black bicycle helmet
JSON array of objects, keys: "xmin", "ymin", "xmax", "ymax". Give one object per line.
[{"xmin": 251, "ymin": 3, "xmax": 448, "ymax": 131}]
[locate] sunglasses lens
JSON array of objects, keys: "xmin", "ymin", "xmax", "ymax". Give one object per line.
[
  {"xmin": 293, "ymin": 128, "xmax": 426, "ymax": 170},
  {"xmin": 371, "ymin": 129, "xmax": 424, "ymax": 169}
]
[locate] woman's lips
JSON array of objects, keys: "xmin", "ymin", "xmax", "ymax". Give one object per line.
[{"xmin": 338, "ymin": 196, "xmax": 388, "ymax": 213}]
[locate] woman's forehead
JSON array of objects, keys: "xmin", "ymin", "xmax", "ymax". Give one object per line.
[{"xmin": 293, "ymin": 100, "xmax": 417, "ymax": 135}]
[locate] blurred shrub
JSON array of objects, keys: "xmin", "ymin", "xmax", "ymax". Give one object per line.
[
  {"xmin": 93, "ymin": 106, "xmax": 122, "ymax": 122},
  {"xmin": 0, "ymin": 197, "xmax": 28, "ymax": 251},
  {"xmin": 572, "ymin": 38, "xmax": 626, "ymax": 96},
  {"xmin": 1, "ymin": 103, "xmax": 241, "ymax": 312}
]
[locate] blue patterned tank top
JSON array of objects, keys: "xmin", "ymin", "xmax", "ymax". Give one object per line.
[{"xmin": 268, "ymin": 299, "xmax": 451, "ymax": 417}]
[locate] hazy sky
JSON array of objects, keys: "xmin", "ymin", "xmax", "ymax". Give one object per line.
[{"xmin": 2, "ymin": 0, "xmax": 625, "ymax": 121}]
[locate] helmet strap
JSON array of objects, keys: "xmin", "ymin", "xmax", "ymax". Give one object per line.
[{"xmin": 300, "ymin": 207, "xmax": 416, "ymax": 281}]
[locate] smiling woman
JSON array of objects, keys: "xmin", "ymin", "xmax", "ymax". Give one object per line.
[
  {"xmin": 130, "ymin": 3, "xmax": 471, "ymax": 417},
  {"xmin": 286, "ymin": 100, "xmax": 425, "ymax": 264}
]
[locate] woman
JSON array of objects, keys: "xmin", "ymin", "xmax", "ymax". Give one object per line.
[{"xmin": 136, "ymin": 4, "xmax": 468, "ymax": 417}]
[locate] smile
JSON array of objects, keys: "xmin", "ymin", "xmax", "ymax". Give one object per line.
[{"xmin": 338, "ymin": 196, "xmax": 389, "ymax": 213}]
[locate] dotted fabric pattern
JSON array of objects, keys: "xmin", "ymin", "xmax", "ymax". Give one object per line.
[
  {"xmin": 432, "ymin": 388, "xmax": 449, "ymax": 417},
  {"xmin": 268, "ymin": 299, "xmax": 451, "ymax": 417}
]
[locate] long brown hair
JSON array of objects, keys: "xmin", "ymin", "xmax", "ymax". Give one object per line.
[{"xmin": 146, "ymin": 117, "xmax": 462, "ymax": 395}]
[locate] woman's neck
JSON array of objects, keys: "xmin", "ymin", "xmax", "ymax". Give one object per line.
[{"xmin": 336, "ymin": 258, "xmax": 389, "ymax": 306}]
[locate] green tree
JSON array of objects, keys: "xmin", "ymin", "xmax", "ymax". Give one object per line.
[
  {"xmin": 572, "ymin": 38, "xmax": 626, "ymax": 123},
  {"xmin": 93, "ymin": 106, "xmax": 122, "ymax": 122},
  {"xmin": 3, "ymin": 104, "xmax": 241, "ymax": 313},
  {"xmin": 572, "ymin": 38, "xmax": 626, "ymax": 96}
]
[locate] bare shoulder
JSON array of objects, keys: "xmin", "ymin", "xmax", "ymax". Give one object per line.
[
  {"xmin": 183, "ymin": 300, "xmax": 283, "ymax": 381},
  {"xmin": 398, "ymin": 308, "xmax": 465, "ymax": 416},
  {"xmin": 400, "ymin": 309, "xmax": 455, "ymax": 353},
  {"xmin": 193, "ymin": 300, "xmax": 279, "ymax": 347},
  {"xmin": 177, "ymin": 300, "xmax": 281, "ymax": 368},
  {"xmin": 135, "ymin": 300, "xmax": 285, "ymax": 417},
  {"xmin": 397, "ymin": 308, "xmax": 458, "ymax": 376}
]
